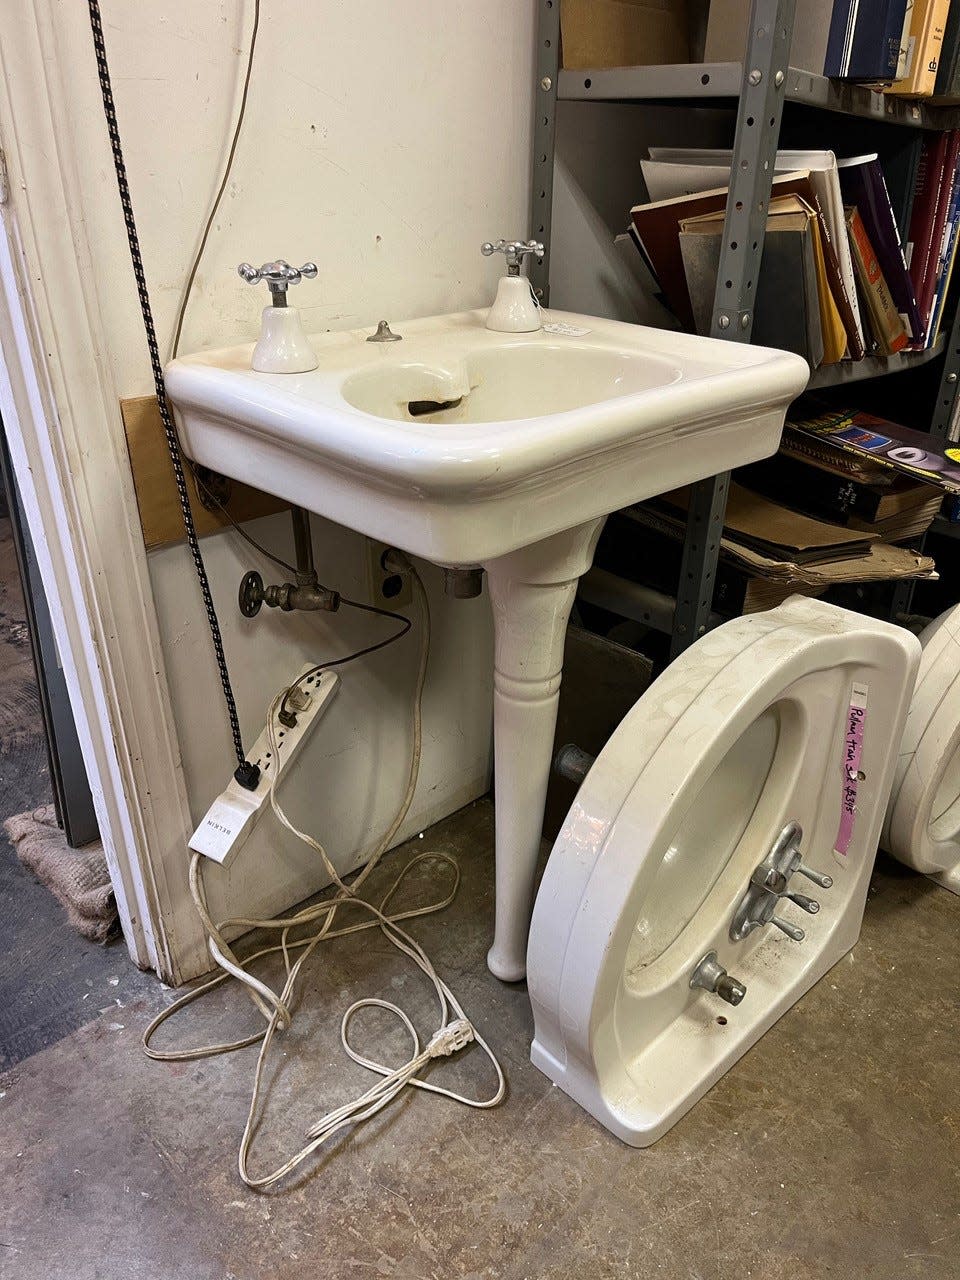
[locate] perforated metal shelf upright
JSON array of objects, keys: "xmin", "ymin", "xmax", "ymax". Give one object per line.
[{"xmin": 530, "ymin": 0, "xmax": 960, "ymax": 649}]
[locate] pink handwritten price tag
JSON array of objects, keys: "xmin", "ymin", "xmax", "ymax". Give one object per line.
[{"xmin": 834, "ymin": 682, "xmax": 868, "ymax": 856}]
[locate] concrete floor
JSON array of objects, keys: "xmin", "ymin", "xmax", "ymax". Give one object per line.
[
  {"xmin": 0, "ymin": 509, "xmax": 153, "ymax": 1070},
  {"xmin": 0, "ymin": 512, "xmax": 150, "ymax": 1070},
  {"xmin": 1, "ymin": 797, "xmax": 958, "ymax": 1279}
]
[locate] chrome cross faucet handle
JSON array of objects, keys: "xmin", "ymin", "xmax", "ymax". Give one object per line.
[
  {"xmin": 481, "ymin": 239, "xmax": 544, "ymax": 277},
  {"xmin": 237, "ymin": 259, "xmax": 318, "ymax": 307},
  {"xmin": 237, "ymin": 259, "xmax": 318, "ymax": 374}
]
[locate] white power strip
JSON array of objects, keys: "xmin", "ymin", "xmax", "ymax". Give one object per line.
[{"xmin": 189, "ymin": 668, "xmax": 340, "ymax": 867}]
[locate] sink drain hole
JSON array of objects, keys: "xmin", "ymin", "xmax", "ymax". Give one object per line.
[{"xmin": 407, "ymin": 397, "xmax": 463, "ymax": 417}]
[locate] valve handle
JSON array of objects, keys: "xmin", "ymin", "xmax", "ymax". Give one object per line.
[
  {"xmin": 237, "ymin": 259, "xmax": 318, "ymax": 305},
  {"xmin": 785, "ymin": 890, "xmax": 820, "ymax": 915},
  {"xmin": 794, "ymin": 862, "xmax": 833, "ymax": 889},
  {"xmin": 480, "ymin": 239, "xmax": 545, "ymax": 274}
]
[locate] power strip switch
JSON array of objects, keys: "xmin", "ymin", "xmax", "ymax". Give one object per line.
[{"xmin": 189, "ymin": 668, "xmax": 339, "ymax": 867}]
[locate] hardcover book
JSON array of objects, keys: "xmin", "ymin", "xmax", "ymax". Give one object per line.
[
  {"xmin": 906, "ymin": 132, "xmax": 950, "ymax": 290},
  {"xmin": 933, "ymin": 0, "xmax": 960, "ymax": 96},
  {"xmin": 927, "ymin": 170, "xmax": 960, "ymax": 344},
  {"xmin": 886, "ymin": 0, "xmax": 950, "ymax": 96},
  {"xmin": 679, "ymin": 196, "xmax": 830, "ymax": 366},
  {"xmin": 617, "ymin": 502, "xmax": 936, "ymax": 591},
  {"xmin": 825, "ymin": 0, "xmax": 911, "ymax": 80},
  {"xmin": 788, "ymin": 406, "xmax": 960, "ymax": 491},
  {"xmin": 846, "ymin": 206, "xmax": 910, "ymax": 354},
  {"xmin": 915, "ymin": 131, "xmax": 960, "ymax": 336},
  {"xmin": 738, "ymin": 452, "xmax": 941, "ymax": 523},
  {"xmin": 629, "ymin": 171, "xmax": 813, "ymax": 330},
  {"xmin": 645, "ymin": 146, "xmax": 865, "ymax": 355},
  {"xmin": 838, "ymin": 154, "xmax": 924, "ymax": 342}
]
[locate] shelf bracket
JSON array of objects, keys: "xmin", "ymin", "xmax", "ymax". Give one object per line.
[
  {"xmin": 529, "ymin": 0, "xmax": 561, "ymax": 307},
  {"xmin": 670, "ymin": 0, "xmax": 798, "ymax": 659}
]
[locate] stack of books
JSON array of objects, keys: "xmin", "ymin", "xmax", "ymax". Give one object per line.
[
  {"xmin": 706, "ymin": 0, "xmax": 956, "ymax": 98},
  {"xmin": 826, "ymin": 0, "xmax": 951, "ymax": 97},
  {"xmin": 594, "ymin": 497, "xmax": 937, "ymax": 617},
  {"xmin": 739, "ymin": 450, "xmax": 944, "ymax": 542},
  {"xmin": 630, "ymin": 146, "xmax": 958, "ymax": 360},
  {"xmin": 786, "ymin": 404, "xmax": 960, "ymax": 496},
  {"xmin": 905, "ymin": 130, "xmax": 960, "ymax": 349},
  {"xmin": 592, "ymin": 401, "xmax": 954, "ymax": 614}
]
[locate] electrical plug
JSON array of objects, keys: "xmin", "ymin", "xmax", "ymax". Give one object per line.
[{"xmin": 427, "ymin": 1018, "xmax": 475, "ymax": 1058}]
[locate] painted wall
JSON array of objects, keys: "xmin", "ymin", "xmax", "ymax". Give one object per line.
[{"xmin": 44, "ymin": 2, "xmax": 536, "ymax": 933}]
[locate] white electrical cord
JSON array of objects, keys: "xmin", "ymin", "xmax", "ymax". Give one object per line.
[{"xmin": 144, "ymin": 568, "xmax": 505, "ymax": 1189}]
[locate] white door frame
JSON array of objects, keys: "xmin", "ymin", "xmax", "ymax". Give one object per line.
[{"xmin": 0, "ymin": 3, "xmax": 211, "ymax": 982}]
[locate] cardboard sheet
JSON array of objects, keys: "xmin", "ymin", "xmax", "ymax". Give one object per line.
[{"xmin": 561, "ymin": 0, "xmax": 691, "ymax": 69}]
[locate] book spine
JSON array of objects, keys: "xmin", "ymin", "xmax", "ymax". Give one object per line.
[
  {"xmin": 929, "ymin": 173, "xmax": 960, "ymax": 344},
  {"xmin": 806, "ymin": 186, "xmax": 866, "ymax": 359},
  {"xmin": 926, "ymin": 165, "xmax": 960, "ymax": 339},
  {"xmin": 892, "ymin": 134, "xmax": 924, "ymax": 241},
  {"xmin": 841, "ymin": 159, "xmax": 924, "ymax": 341},
  {"xmin": 935, "ymin": 0, "xmax": 960, "ymax": 93},
  {"xmin": 920, "ymin": 0, "xmax": 950, "ymax": 93},
  {"xmin": 907, "ymin": 133, "xmax": 948, "ymax": 290},
  {"xmin": 825, "ymin": 0, "xmax": 857, "ymax": 76},
  {"xmin": 742, "ymin": 457, "xmax": 886, "ymax": 520},
  {"xmin": 879, "ymin": 0, "xmax": 912, "ymax": 78},
  {"xmin": 887, "ymin": 0, "xmax": 951, "ymax": 95},
  {"xmin": 782, "ymin": 433, "xmax": 881, "ymax": 479},
  {"xmin": 896, "ymin": 0, "xmax": 916, "ymax": 78},
  {"xmin": 828, "ymin": 0, "xmax": 909, "ymax": 78},
  {"xmin": 918, "ymin": 130, "xmax": 960, "ymax": 332},
  {"xmin": 846, "ymin": 206, "xmax": 910, "ymax": 353}
]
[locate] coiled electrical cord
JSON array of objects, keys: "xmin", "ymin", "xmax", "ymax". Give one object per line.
[
  {"xmin": 89, "ymin": 5, "xmax": 506, "ymax": 1179},
  {"xmin": 87, "ymin": 0, "xmax": 257, "ymax": 785},
  {"xmin": 144, "ymin": 570, "xmax": 505, "ymax": 1189}
]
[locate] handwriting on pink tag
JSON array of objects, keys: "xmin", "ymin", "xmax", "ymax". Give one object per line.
[{"xmin": 835, "ymin": 683, "xmax": 868, "ymax": 856}]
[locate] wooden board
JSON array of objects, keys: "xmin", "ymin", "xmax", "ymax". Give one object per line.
[{"xmin": 119, "ymin": 396, "xmax": 289, "ymax": 550}]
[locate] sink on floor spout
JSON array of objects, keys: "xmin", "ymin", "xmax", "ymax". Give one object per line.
[{"xmin": 165, "ymin": 307, "xmax": 808, "ymax": 981}]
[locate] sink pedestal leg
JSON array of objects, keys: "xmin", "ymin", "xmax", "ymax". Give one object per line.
[{"xmin": 482, "ymin": 518, "xmax": 606, "ymax": 982}]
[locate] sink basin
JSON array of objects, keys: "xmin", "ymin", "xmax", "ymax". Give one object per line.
[
  {"xmin": 165, "ymin": 309, "xmax": 808, "ymax": 567},
  {"xmin": 165, "ymin": 307, "xmax": 808, "ymax": 984},
  {"xmin": 340, "ymin": 342, "xmax": 683, "ymax": 423}
]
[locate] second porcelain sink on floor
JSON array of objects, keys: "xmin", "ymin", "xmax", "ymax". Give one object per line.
[{"xmin": 165, "ymin": 307, "xmax": 808, "ymax": 981}]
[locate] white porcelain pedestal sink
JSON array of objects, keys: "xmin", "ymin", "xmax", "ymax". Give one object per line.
[{"xmin": 165, "ymin": 308, "xmax": 808, "ymax": 981}]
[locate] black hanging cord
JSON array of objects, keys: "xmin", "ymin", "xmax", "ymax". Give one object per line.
[{"xmin": 87, "ymin": 0, "xmax": 260, "ymax": 790}]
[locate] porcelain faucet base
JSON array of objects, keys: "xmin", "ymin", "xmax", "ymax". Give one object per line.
[
  {"xmin": 485, "ymin": 276, "xmax": 541, "ymax": 333},
  {"xmin": 252, "ymin": 306, "xmax": 318, "ymax": 374}
]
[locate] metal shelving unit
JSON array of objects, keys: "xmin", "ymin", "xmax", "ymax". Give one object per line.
[
  {"xmin": 530, "ymin": 0, "xmax": 960, "ymax": 650},
  {"xmin": 808, "ymin": 338, "xmax": 946, "ymax": 389},
  {"xmin": 557, "ymin": 63, "xmax": 960, "ymax": 129}
]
